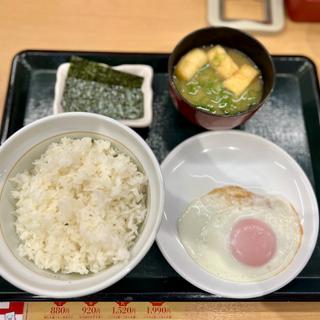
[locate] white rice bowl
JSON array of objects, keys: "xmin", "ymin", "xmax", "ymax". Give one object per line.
[
  {"xmin": 11, "ymin": 137, "xmax": 147, "ymax": 275},
  {"xmin": 0, "ymin": 113, "xmax": 164, "ymax": 298}
]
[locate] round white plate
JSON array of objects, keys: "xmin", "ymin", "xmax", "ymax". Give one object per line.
[{"xmin": 157, "ymin": 130, "xmax": 318, "ymax": 299}]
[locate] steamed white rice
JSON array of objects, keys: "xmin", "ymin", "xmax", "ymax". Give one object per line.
[{"xmin": 11, "ymin": 137, "xmax": 147, "ymax": 274}]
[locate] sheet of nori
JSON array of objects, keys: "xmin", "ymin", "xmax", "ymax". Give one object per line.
[
  {"xmin": 62, "ymin": 56, "xmax": 144, "ymax": 119},
  {"xmin": 68, "ymin": 56, "xmax": 143, "ymax": 88},
  {"xmin": 62, "ymin": 77, "xmax": 144, "ymax": 119}
]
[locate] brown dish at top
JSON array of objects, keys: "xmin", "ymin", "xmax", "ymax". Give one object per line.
[{"xmin": 168, "ymin": 27, "xmax": 275, "ymax": 130}]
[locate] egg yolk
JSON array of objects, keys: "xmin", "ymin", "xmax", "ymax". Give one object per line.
[{"xmin": 230, "ymin": 218, "xmax": 276, "ymax": 267}]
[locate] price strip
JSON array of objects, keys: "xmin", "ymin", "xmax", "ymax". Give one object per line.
[{"xmin": 24, "ymin": 302, "xmax": 209, "ymax": 319}]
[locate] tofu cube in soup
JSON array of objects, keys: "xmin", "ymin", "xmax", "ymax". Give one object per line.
[
  {"xmin": 223, "ymin": 64, "xmax": 259, "ymax": 96},
  {"xmin": 175, "ymin": 48, "xmax": 208, "ymax": 81},
  {"xmin": 207, "ymin": 45, "xmax": 239, "ymax": 79}
]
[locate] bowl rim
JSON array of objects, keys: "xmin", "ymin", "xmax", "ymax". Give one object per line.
[
  {"xmin": 168, "ymin": 26, "xmax": 275, "ymax": 119},
  {"xmin": 0, "ymin": 112, "xmax": 164, "ymax": 298}
]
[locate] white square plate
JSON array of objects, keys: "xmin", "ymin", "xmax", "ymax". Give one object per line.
[{"xmin": 53, "ymin": 63, "xmax": 153, "ymax": 128}]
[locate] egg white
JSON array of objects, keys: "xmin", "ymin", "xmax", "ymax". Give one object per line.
[{"xmin": 178, "ymin": 187, "xmax": 302, "ymax": 282}]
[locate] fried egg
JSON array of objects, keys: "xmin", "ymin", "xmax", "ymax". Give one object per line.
[{"xmin": 178, "ymin": 186, "xmax": 302, "ymax": 282}]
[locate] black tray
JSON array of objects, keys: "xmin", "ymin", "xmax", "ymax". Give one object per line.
[{"xmin": 1, "ymin": 51, "xmax": 320, "ymax": 302}]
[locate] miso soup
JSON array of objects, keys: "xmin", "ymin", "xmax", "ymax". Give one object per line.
[{"xmin": 173, "ymin": 45, "xmax": 263, "ymax": 116}]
